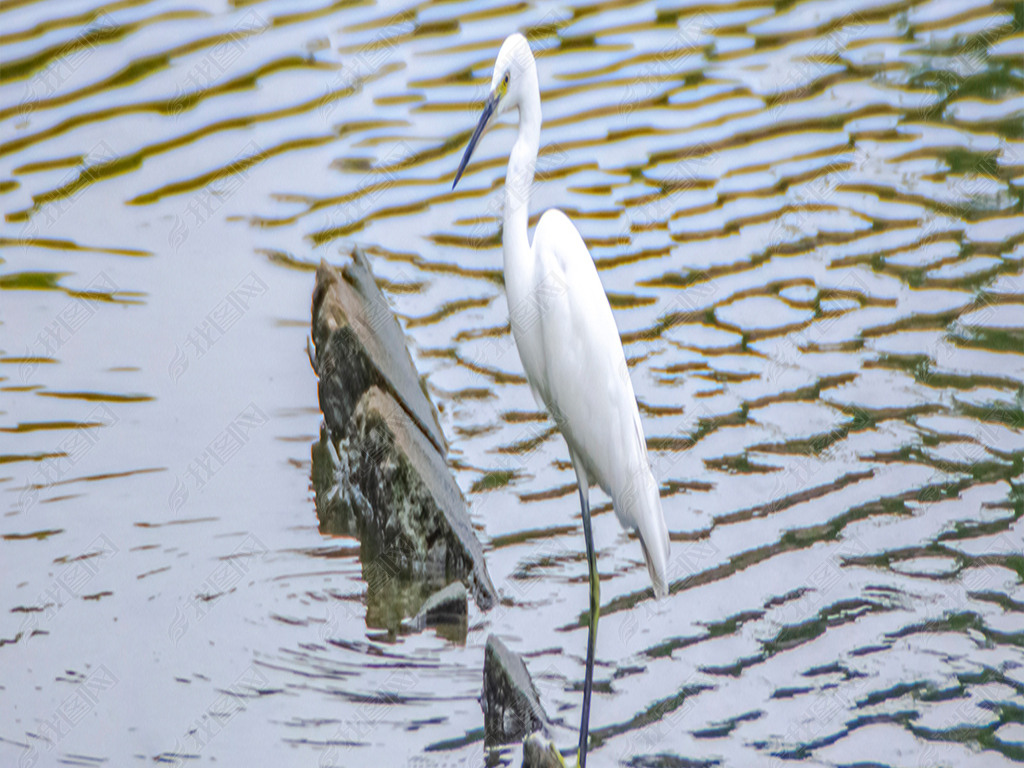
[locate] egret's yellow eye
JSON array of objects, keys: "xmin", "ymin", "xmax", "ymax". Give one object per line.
[{"xmin": 499, "ymin": 71, "xmax": 510, "ymax": 96}]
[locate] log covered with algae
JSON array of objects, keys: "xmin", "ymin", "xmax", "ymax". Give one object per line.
[
  {"xmin": 309, "ymin": 248, "xmax": 497, "ymax": 614},
  {"xmin": 482, "ymin": 634, "xmax": 565, "ymax": 767}
]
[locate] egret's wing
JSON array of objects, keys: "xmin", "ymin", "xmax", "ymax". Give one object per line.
[
  {"xmin": 527, "ymin": 209, "xmax": 669, "ymax": 595},
  {"xmin": 528, "ymin": 209, "xmax": 640, "ymax": 492}
]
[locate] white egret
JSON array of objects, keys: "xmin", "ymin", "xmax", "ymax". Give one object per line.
[{"xmin": 452, "ymin": 33, "xmax": 670, "ymax": 767}]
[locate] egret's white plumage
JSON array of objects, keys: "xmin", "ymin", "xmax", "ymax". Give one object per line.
[
  {"xmin": 453, "ymin": 33, "xmax": 670, "ymax": 765},
  {"xmin": 522, "ymin": 208, "xmax": 669, "ymax": 596}
]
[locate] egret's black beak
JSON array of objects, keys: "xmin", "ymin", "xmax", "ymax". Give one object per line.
[{"xmin": 452, "ymin": 90, "xmax": 499, "ymax": 189}]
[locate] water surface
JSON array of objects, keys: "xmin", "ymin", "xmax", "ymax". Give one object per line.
[{"xmin": 1, "ymin": 0, "xmax": 1022, "ymax": 766}]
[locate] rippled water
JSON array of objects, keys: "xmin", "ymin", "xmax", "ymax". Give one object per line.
[{"xmin": 2, "ymin": 0, "xmax": 1023, "ymax": 765}]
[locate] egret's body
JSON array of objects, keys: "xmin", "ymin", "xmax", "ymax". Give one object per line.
[{"xmin": 453, "ymin": 34, "xmax": 669, "ymax": 767}]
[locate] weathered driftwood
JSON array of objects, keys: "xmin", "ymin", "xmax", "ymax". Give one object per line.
[
  {"xmin": 310, "ymin": 250, "xmax": 497, "ymax": 612},
  {"xmin": 311, "ymin": 249, "xmax": 447, "ymax": 456},
  {"xmin": 483, "ymin": 635, "xmax": 553, "ymax": 746}
]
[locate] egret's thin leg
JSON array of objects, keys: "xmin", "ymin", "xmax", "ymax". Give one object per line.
[{"xmin": 578, "ymin": 486, "xmax": 598, "ymax": 768}]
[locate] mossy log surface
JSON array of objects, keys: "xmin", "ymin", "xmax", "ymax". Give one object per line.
[
  {"xmin": 311, "ymin": 248, "xmax": 447, "ymax": 456},
  {"xmin": 483, "ymin": 635, "xmax": 553, "ymax": 747},
  {"xmin": 310, "ymin": 250, "xmax": 497, "ymax": 611}
]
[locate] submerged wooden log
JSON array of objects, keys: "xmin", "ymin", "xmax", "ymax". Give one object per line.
[
  {"xmin": 311, "ymin": 248, "xmax": 447, "ymax": 456},
  {"xmin": 310, "ymin": 250, "xmax": 497, "ymax": 612},
  {"xmin": 401, "ymin": 581, "xmax": 468, "ymax": 643},
  {"xmin": 523, "ymin": 733, "xmax": 566, "ymax": 768},
  {"xmin": 482, "ymin": 635, "xmax": 553, "ymax": 746}
]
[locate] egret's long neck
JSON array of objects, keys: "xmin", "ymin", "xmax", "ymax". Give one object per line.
[{"xmin": 503, "ymin": 91, "xmax": 541, "ymax": 276}]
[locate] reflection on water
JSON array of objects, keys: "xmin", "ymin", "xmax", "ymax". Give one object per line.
[{"xmin": 1, "ymin": 0, "xmax": 1022, "ymax": 766}]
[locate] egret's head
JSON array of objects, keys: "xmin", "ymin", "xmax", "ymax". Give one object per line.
[
  {"xmin": 490, "ymin": 33, "xmax": 536, "ymax": 114},
  {"xmin": 452, "ymin": 33, "xmax": 538, "ymax": 189}
]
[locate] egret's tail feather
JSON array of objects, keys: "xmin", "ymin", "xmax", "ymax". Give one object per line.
[
  {"xmin": 639, "ymin": 534, "xmax": 669, "ymax": 599},
  {"xmin": 620, "ymin": 469, "xmax": 670, "ymax": 599}
]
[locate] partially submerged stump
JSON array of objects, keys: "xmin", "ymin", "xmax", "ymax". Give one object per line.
[
  {"xmin": 483, "ymin": 635, "xmax": 553, "ymax": 746},
  {"xmin": 310, "ymin": 250, "xmax": 497, "ymax": 612},
  {"xmin": 523, "ymin": 733, "xmax": 566, "ymax": 768},
  {"xmin": 401, "ymin": 581, "xmax": 468, "ymax": 643},
  {"xmin": 311, "ymin": 248, "xmax": 446, "ymax": 456}
]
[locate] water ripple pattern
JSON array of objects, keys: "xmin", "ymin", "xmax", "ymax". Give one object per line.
[{"xmin": 0, "ymin": 0, "xmax": 1021, "ymax": 766}]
